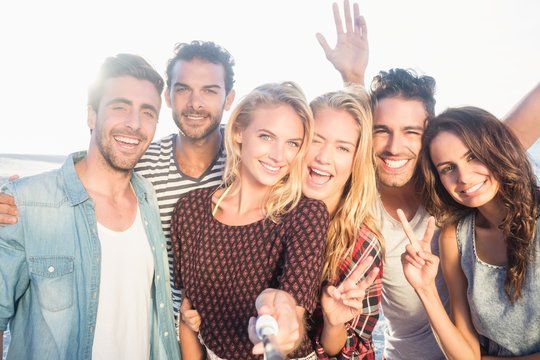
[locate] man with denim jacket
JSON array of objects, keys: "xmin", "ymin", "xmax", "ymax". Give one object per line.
[{"xmin": 0, "ymin": 54, "xmax": 180, "ymax": 360}]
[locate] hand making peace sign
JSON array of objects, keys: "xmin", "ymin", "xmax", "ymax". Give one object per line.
[
  {"xmin": 321, "ymin": 255, "xmax": 380, "ymax": 327},
  {"xmin": 397, "ymin": 209, "xmax": 440, "ymax": 292}
]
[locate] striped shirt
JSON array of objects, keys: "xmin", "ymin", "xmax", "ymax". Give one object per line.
[
  {"xmin": 311, "ymin": 225, "xmax": 384, "ymax": 360},
  {"xmin": 134, "ymin": 131, "xmax": 226, "ymax": 316}
]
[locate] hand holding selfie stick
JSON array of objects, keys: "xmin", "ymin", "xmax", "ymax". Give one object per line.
[{"xmin": 256, "ymin": 314, "xmax": 286, "ymax": 360}]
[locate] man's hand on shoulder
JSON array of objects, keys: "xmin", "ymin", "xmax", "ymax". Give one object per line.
[{"xmin": 0, "ymin": 191, "xmax": 18, "ymax": 225}]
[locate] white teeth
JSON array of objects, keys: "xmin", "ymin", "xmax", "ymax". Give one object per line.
[
  {"xmin": 309, "ymin": 167, "xmax": 331, "ymax": 185},
  {"xmin": 114, "ymin": 136, "xmax": 139, "ymax": 145},
  {"xmin": 464, "ymin": 182, "xmax": 483, "ymax": 193},
  {"xmin": 261, "ymin": 162, "xmax": 279, "ymax": 172},
  {"xmin": 311, "ymin": 168, "xmax": 331, "ymax": 177},
  {"xmin": 384, "ymin": 159, "xmax": 408, "ymax": 168},
  {"xmin": 186, "ymin": 115, "xmax": 204, "ymax": 120}
]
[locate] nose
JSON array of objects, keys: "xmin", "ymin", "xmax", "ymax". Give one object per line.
[
  {"xmin": 125, "ymin": 110, "xmax": 141, "ymax": 131},
  {"xmin": 456, "ymin": 165, "xmax": 472, "ymax": 184},
  {"xmin": 386, "ymin": 133, "xmax": 403, "ymax": 155},
  {"xmin": 268, "ymin": 141, "xmax": 285, "ymax": 163},
  {"xmin": 187, "ymin": 90, "xmax": 204, "ymax": 110},
  {"xmin": 314, "ymin": 144, "xmax": 332, "ymax": 165}
]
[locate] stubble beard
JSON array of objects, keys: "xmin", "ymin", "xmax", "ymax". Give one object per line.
[
  {"xmin": 375, "ymin": 165, "xmax": 416, "ymax": 189},
  {"xmin": 95, "ymin": 127, "xmax": 143, "ymax": 173},
  {"xmin": 174, "ymin": 109, "xmax": 223, "ymax": 141}
]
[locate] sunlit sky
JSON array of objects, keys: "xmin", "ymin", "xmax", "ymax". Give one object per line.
[{"xmin": 1, "ymin": 0, "xmax": 539, "ymax": 155}]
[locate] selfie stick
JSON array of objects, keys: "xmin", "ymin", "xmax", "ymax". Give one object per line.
[{"xmin": 256, "ymin": 314, "xmax": 286, "ymax": 360}]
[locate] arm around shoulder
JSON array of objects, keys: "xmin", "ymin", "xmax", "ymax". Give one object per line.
[{"xmin": 0, "ymin": 189, "xmax": 19, "ymax": 225}]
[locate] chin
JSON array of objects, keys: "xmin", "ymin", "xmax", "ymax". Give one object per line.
[{"xmin": 304, "ymin": 190, "xmax": 323, "ymax": 201}]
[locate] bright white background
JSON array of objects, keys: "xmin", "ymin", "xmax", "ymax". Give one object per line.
[{"xmin": 1, "ymin": 0, "xmax": 539, "ymax": 156}]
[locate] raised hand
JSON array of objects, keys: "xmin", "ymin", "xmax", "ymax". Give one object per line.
[
  {"xmin": 321, "ymin": 255, "xmax": 379, "ymax": 327},
  {"xmin": 180, "ymin": 296, "xmax": 201, "ymax": 333},
  {"xmin": 316, "ymin": 0, "xmax": 369, "ymax": 85},
  {"xmin": 397, "ymin": 209, "xmax": 439, "ymax": 291}
]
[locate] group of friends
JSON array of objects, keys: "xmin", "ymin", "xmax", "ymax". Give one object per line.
[{"xmin": 1, "ymin": 1, "xmax": 539, "ymax": 359}]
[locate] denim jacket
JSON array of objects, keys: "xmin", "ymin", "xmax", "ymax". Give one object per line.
[{"xmin": 0, "ymin": 152, "xmax": 181, "ymax": 360}]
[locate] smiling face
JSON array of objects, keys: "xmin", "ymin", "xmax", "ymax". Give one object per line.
[
  {"xmin": 303, "ymin": 108, "xmax": 359, "ymax": 213},
  {"xmin": 372, "ymin": 97, "xmax": 426, "ymax": 189},
  {"xmin": 165, "ymin": 58, "xmax": 235, "ymax": 141},
  {"xmin": 430, "ymin": 131, "xmax": 499, "ymax": 208},
  {"xmin": 89, "ymin": 76, "xmax": 161, "ymax": 172},
  {"xmin": 235, "ymin": 104, "xmax": 304, "ymax": 190}
]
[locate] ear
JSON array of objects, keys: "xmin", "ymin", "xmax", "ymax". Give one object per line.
[
  {"xmin": 164, "ymin": 87, "xmax": 172, "ymax": 108},
  {"xmin": 234, "ymin": 127, "xmax": 242, "ymax": 144},
  {"xmin": 87, "ymin": 105, "xmax": 97, "ymax": 130},
  {"xmin": 224, "ymin": 89, "xmax": 236, "ymax": 111}
]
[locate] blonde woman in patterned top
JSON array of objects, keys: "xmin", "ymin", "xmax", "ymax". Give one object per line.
[{"xmin": 171, "ymin": 81, "xmax": 329, "ymax": 360}]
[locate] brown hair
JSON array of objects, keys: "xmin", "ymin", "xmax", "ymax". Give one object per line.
[{"xmin": 417, "ymin": 106, "xmax": 540, "ymax": 302}]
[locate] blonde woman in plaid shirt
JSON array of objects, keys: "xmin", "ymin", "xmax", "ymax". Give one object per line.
[{"xmin": 302, "ymin": 86, "xmax": 383, "ymax": 360}]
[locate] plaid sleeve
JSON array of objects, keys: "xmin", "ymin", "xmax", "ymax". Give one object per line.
[{"xmin": 314, "ymin": 225, "xmax": 383, "ymax": 360}]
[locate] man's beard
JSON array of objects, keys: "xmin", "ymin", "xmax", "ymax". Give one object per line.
[
  {"xmin": 174, "ymin": 109, "xmax": 223, "ymax": 141},
  {"xmin": 95, "ymin": 127, "xmax": 145, "ymax": 173}
]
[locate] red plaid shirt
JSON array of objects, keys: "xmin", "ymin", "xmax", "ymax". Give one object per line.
[{"xmin": 311, "ymin": 225, "xmax": 384, "ymax": 360}]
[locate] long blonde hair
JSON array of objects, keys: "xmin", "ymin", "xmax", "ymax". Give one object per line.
[
  {"xmin": 310, "ymin": 86, "xmax": 383, "ymax": 282},
  {"xmin": 220, "ymin": 81, "xmax": 314, "ymax": 223}
]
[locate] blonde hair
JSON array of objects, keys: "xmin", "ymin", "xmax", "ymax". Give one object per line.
[
  {"xmin": 220, "ymin": 81, "xmax": 314, "ymax": 223},
  {"xmin": 310, "ymin": 85, "xmax": 383, "ymax": 282}
]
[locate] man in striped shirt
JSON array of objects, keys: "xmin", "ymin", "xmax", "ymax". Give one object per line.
[{"xmin": 135, "ymin": 40, "xmax": 236, "ymax": 319}]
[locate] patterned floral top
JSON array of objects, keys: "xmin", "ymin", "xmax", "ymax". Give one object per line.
[{"xmin": 171, "ymin": 186, "xmax": 329, "ymax": 359}]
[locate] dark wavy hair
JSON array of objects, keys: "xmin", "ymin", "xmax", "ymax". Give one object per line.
[
  {"xmin": 165, "ymin": 40, "xmax": 235, "ymax": 94},
  {"xmin": 417, "ymin": 106, "xmax": 540, "ymax": 302},
  {"xmin": 370, "ymin": 68, "xmax": 436, "ymax": 118}
]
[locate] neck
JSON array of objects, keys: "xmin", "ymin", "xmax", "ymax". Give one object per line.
[
  {"xmin": 176, "ymin": 128, "xmax": 222, "ymax": 178},
  {"xmin": 378, "ymin": 181, "xmax": 420, "ymax": 221},
  {"xmin": 325, "ymin": 196, "xmax": 341, "ymax": 219},
  {"xmin": 75, "ymin": 152, "xmax": 133, "ymax": 200},
  {"xmin": 212, "ymin": 179, "xmax": 269, "ymax": 225},
  {"xmin": 476, "ymin": 197, "xmax": 507, "ymax": 229},
  {"xmin": 235, "ymin": 170, "xmax": 271, "ymax": 215},
  {"xmin": 75, "ymin": 151, "xmax": 138, "ymax": 231}
]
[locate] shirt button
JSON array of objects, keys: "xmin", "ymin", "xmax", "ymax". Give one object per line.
[
  {"xmin": 48, "ymin": 266, "xmax": 55, "ymax": 273},
  {"xmin": 92, "ymin": 292, "xmax": 97, "ymax": 299},
  {"xmin": 157, "ymin": 275, "xmax": 160, "ymax": 280},
  {"xmin": 164, "ymin": 331, "xmax": 169, "ymax": 337},
  {"xmin": 159, "ymin": 303, "xmax": 164, "ymax": 308},
  {"xmin": 145, "ymin": 221, "xmax": 148, "ymax": 226}
]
